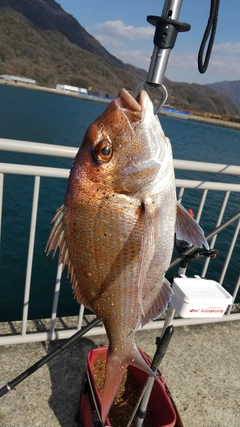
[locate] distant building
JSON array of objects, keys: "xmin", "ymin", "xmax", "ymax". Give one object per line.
[
  {"xmin": 88, "ymin": 90, "xmax": 115, "ymax": 100},
  {"xmin": 0, "ymin": 74, "xmax": 37, "ymax": 85},
  {"xmin": 56, "ymin": 84, "xmax": 88, "ymax": 95}
]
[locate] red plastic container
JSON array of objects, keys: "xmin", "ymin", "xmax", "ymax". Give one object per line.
[{"xmin": 79, "ymin": 346, "xmax": 177, "ymax": 427}]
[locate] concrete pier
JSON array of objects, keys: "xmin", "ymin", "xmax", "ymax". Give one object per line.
[{"xmin": 0, "ymin": 320, "xmax": 239, "ymax": 427}]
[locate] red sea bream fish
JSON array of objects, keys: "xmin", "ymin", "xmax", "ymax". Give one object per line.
[{"xmin": 46, "ymin": 89, "xmax": 208, "ymax": 421}]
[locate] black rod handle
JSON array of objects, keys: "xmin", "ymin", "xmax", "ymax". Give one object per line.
[
  {"xmin": 0, "ymin": 317, "xmax": 101, "ymax": 397},
  {"xmin": 151, "ymin": 325, "xmax": 174, "ymax": 373}
]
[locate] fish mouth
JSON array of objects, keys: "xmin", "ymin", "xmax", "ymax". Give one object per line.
[
  {"xmin": 115, "ymin": 90, "xmax": 161, "ymax": 184},
  {"xmin": 115, "ymin": 89, "xmax": 149, "ymax": 122},
  {"xmin": 112, "ymin": 89, "xmax": 161, "ymax": 190}
]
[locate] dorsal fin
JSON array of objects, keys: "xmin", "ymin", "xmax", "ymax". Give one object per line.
[{"xmin": 45, "ymin": 206, "xmax": 91, "ymax": 308}]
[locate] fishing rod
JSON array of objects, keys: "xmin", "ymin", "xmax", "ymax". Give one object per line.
[
  {"xmin": 126, "ymin": 326, "xmax": 175, "ymax": 427},
  {"xmin": 0, "ymin": 206, "xmax": 235, "ymax": 405},
  {"xmin": 0, "ymin": 317, "xmax": 100, "ymax": 398},
  {"xmin": 170, "ymin": 209, "xmax": 240, "ymax": 270}
]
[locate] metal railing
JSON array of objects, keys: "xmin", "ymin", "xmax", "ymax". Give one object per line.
[{"xmin": 0, "ymin": 138, "xmax": 240, "ymax": 345}]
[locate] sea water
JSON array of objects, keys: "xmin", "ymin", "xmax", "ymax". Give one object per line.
[{"xmin": 0, "ymin": 84, "xmax": 239, "ymax": 321}]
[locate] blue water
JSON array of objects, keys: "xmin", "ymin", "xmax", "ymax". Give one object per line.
[{"xmin": 0, "ymin": 84, "xmax": 239, "ymax": 321}]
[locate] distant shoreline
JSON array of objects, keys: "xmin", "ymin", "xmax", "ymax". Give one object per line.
[
  {"xmin": 1, "ymin": 80, "xmax": 240, "ymax": 131},
  {"xmin": 0, "ymin": 80, "xmax": 111, "ymax": 104},
  {"xmin": 159, "ymin": 110, "xmax": 240, "ymax": 130}
]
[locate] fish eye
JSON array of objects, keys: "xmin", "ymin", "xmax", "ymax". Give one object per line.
[{"xmin": 93, "ymin": 139, "xmax": 113, "ymax": 163}]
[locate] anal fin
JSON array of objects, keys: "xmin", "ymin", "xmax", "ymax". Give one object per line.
[{"xmin": 141, "ymin": 278, "xmax": 173, "ymax": 327}]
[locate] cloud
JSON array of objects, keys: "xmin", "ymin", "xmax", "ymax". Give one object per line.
[
  {"xmin": 205, "ymin": 42, "xmax": 240, "ymax": 77},
  {"xmin": 168, "ymin": 48, "xmax": 240, "ymax": 82},
  {"xmin": 90, "ymin": 20, "xmax": 154, "ymax": 46},
  {"xmin": 169, "ymin": 51, "xmax": 196, "ymax": 70},
  {"xmin": 213, "ymin": 41, "xmax": 240, "ymax": 55},
  {"xmin": 88, "ymin": 20, "xmax": 240, "ymax": 83},
  {"xmin": 209, "ymin": 56, "xmax": 240, "ymax": 76},
  {"xmin": 111, "ymin": 49, "xmax": 152, "ymax": 69}
]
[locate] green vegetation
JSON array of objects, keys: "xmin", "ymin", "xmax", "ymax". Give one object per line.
[{"xmin": 0, "ymin": 0, "xmax": 239, "ymax": 117}]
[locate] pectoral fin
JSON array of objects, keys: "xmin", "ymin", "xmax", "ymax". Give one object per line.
[
  {"xmin": 175, "ymin": 202, "xmax": 209, "ymax": 249},
  {"xmin": 137, "ymin": 202, "xmax": 159, "ymax": 315}
]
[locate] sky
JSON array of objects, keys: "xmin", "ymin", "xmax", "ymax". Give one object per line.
[{"xmin": 57, "ymin": 0, "xmax": 240, "ymax": 84}]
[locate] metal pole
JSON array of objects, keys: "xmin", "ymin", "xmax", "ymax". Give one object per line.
[
  {"xmin": 226, "ymin": 274, "xmax": 240, "ymax": 315},
  {"xmin": 147, "ymin": 0, "xmax": 184, "ymax": 86},
  {"xmin": 22, "ymin": 176, "xmax": 40, "ymax": 336},
  {"xmin": 134, "ymin": 2, "xmax": 187, "ymax": 423},
  {"xmin": 0, "ymin": 317, "xmax": 101, "ymax": 398},
  {"xmin": 126, "ymin": 327, "xmax": 174, "ymax": 427}
]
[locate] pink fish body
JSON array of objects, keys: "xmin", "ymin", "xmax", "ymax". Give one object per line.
[{"xmin": 46, "ymin": 89, "xmax": 208, "ymax": 421}]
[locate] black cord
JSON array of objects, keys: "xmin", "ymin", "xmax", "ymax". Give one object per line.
[{"xmin": 198, "ymin": 0, "xmax": 220, "ymax": 73}]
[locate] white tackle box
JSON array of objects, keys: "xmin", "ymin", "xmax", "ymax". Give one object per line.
[{"xmin": 170, "ymin": 275, "xmax": 233, "ymax": 318}]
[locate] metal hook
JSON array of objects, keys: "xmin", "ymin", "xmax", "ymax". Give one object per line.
[
  {"xmin": 154, "ymin": 84, "xmax": 168, "ymax": 113},
  {"xmin": 135, "ymin": 81, "xmax": 148, "ymax": 97},
  {"xmin": 136, "ymin": 0, "xmax": 190, "ymax": 115},
  {"xmin": 135, "ymin": 81, "xmax": 168, "ymax": 113}
]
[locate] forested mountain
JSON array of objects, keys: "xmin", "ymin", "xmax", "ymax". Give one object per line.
[
  {"xmin": 207, "ymin": 80, "xmax": 240, "ymax": 108},
  {"xmin": 0, "ymin": 0, "xmax": 239, "ymax": 116}
]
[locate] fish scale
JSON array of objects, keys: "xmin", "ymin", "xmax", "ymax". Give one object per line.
[{"xmin": 64, "ymin": 195, "xmax": 143, "ymax": 319}]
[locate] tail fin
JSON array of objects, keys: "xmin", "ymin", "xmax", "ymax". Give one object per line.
[
  {"xmin": 101, "ymin": 353, "xmax": 127, "ymax": 423},
  {"xmin": 101, "ymin": 346, "xmax": 159, "ymax": 422}
]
